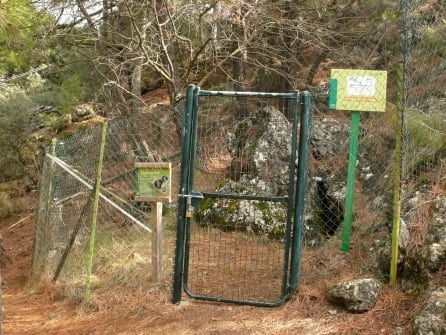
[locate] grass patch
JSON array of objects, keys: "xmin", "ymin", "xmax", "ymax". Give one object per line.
[{"xmin": 406, "ymin": 110, "xmax": 446, "ymax": 177}]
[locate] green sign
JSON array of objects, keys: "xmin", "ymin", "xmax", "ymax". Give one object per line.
[
  {"xmin": 329, "ymin": 69, "xmax": 387, "ymax": 112},
  {"xmin": 134, "ymin": 162, "xmax": 171, "ymax": 202}
]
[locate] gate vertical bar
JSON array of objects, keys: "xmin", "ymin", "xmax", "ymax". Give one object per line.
[
  {"xmin": 172, "ymin": 84, "xmax": 195, "ymax": 304},
  {"xmin": 289, "ymin": 92, "xmax": 312, "ymax": 292},
  {"xmin": 182, "ymin": 85, "xmax": 200, "ymax": 288},
  {"xmin": 282, "ymin": 91, "xmax": 300, "ymax": 296}
]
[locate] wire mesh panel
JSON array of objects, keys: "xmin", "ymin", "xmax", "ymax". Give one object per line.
[
  {"xmin": 33, "ymin": 112, "xmax": 181, "ymax": 294},
  {"xmin": 173, "ymin": 86, "xmax": 312, "ymax": 306},
  {"xmin": 186, "ymin": 219, "xmax": 286, "ymax": 303}
]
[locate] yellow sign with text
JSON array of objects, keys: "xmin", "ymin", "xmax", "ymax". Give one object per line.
[{"xmin": 329, "ymin": 69, "xmax": 387, "ymax": 112}]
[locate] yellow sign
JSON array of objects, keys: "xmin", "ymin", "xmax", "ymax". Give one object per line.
[
  {"xmin": 134, "ymin": 162, "xmax": 171, "ymax": 202},
  {"xmin": 329, "ymin": 69, "xmax": 387, "ymax": 112}
]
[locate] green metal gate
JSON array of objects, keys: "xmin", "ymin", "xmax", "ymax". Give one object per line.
[{"xmin": 173, "ymin": 85, "xmax": 312, "ymax": 307}]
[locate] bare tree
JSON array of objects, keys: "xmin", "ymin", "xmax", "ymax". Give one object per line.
[{"xmin": 42, "ymin": 0, "xmax": 362, "ymax": 121}]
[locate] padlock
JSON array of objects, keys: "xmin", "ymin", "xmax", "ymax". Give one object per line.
[{"xmin": 186, "ymin": 196, "xmax": 194, "ymax": 218}]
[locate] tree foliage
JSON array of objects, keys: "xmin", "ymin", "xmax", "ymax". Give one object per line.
[{"xmin": 0, "ymin": 0, "xmax": 53, "ymax": 73}]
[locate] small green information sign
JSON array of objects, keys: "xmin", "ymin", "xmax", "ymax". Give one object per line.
[
  {"xmin": 134, "ymin": 162, "xmax": 171, "ymax": 202},
  {"xmin": 329, "ymin": 69, "xmax": 387, "ymax": 112}
]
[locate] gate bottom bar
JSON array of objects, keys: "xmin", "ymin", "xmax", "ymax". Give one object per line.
[{"xmin": 183, "ymin": 285, "xmax": 290, "ymax": 308}]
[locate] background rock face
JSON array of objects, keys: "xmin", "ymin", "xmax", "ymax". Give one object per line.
[
  {"xmin": 197, "ymin": 106, "xmax": 292, "ymax": 238},
  {"xmin": 412, "ymin": 287, "xmax": 446, "ymax": 335},
  {"xmin": 226, "ymin": 105, "xmax": 293, "ymax": 196},
  {"xmin": 327, "ymin": 278, "xmax": 382, "ymax": 313}
]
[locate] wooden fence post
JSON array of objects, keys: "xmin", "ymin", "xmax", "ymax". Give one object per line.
[{"xmin": 151, "ymin": 202, "xmax": 163, "ymax": 282}]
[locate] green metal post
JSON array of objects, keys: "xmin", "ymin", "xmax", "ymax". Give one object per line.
[
  {"xmin": 181, "ymin": 85, "xmax": 200, "ymax": 288},
  {"xmin": 84, "ymin": 121, "xmax": 107, "ymax": 304},
  {"xmin": 289, "ymin": 92, "xmax": 312, "ymax": 291},
  {"xmin": 172, "ymin": 84, "xmax": 195, "ymax": 304},
  {"xmin": 341, "ymin": 111, "xmax": 360, "ymax": 252}
]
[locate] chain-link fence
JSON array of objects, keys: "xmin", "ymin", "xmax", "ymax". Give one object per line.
[
  {"xmin": 300, "ymin": 0, "xmax": 445, "ymax": 286},
  {"xmin": 402, "ymin": 0, "xmax": 446, "ymax": 181},
  {"xmin": 33, "ymin": 112, "xmax": 181, "ymax": 300}
]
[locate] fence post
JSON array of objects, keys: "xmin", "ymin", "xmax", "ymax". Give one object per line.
[
  {"xmin": 289, "ymin": 91, "xmax": 312, "ymax": 292},
  {"xmin": 341, "ymin": 111, "xmax": 361, "ymax": 252},
  {"xmin": 37, "ymin": 138, "xmax": 57, "ymax": 274},
  {"xmin": 84, "ymin": 121, "xmax": 108, "ymax": 304},
  {"xmin": 151, "ymin": 202, "xmax": 163, "ymax": 282},
  {"xmin": 172, "ymin": 84, "xmax": 195, "ymax": 304}
]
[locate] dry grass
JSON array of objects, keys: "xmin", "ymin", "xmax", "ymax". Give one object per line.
[
  {"xmin": 2, "ymin": 182, "xmax": 424, "ymax": 335},
  {"xmin": 0, "ymin": 192, "xmax": 16, "ymax": 219},
  {"xmin": 405, "ymin": 164, "xmax": 446, "ymax": 251}
]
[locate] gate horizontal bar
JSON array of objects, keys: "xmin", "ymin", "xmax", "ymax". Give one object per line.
[
  {"xmin": 198, "ymin": 90, "xmax": 299, "ymax": 98},
  {"xmin": 201, "ymin": 191, "xmax": 288, "ymax": 203}
]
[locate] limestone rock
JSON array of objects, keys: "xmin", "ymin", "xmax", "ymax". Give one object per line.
[
  {"xmin": 327, "ymin": 278, "xmax": 382, "ymax": 313},
  {"xmin": 197, "ymin": 106, "xmax": 292, "ymax": 238},
  {"xmin": 412, "ymin": 287, "xmax": 446, "ymax": 335},
  {"xmin": 71, "ymin": 103, "xmax": 96, "ymax": 122}
]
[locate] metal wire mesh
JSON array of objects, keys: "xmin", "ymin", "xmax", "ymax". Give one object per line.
[
  {"xmin": 182, "ymin": 93, "xmax": 303, "ymax": 305},
  {"xmin": 402, "ymin": 0, "xmax": 446, "ymax": 183},
  {"xmin": 33, "ymin": 113, "xmax": 181, "ymax": 289}
]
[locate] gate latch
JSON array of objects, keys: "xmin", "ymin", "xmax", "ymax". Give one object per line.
[{"xmin": 180, "ymin": 192, "xmax": 203, "ymax": 218}]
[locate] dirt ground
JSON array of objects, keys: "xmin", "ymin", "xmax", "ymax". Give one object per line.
[{"xmin": 0, "ymin": 191, "xmax": 418, "ymax": 335}]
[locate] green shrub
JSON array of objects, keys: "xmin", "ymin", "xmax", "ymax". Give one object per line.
[{"xmin": 0, "ymin": 192, "xmax": 16, "ymax": 219}]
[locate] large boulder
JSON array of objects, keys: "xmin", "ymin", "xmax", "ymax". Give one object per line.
[
  {"xmin": 196, "ymin": 106, "xmax": 292, "ymax": 238},
  {"xmin": 196, "ymin": 180, "xmax": 287, "ymax": 238},
  {"xmin": 327, "ymin": 278, "xmax": 382, "ymax": 313},
  {"xmin": 399, "ymin": 195, "xmax": 446, "ymax": 295},
  {"xmin": 226, "ymin": 105, "xmax": 293, "ymax": 196},
  {"xmin": 412, "ymin": 287, "xmax": 446, "ymax": 335}
]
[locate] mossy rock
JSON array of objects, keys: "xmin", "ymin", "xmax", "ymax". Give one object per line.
[{"xmin": 195, "ymin": 180, "xmax": 287, "ymax": 239}]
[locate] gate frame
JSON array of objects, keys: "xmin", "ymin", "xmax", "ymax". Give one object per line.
[{"xmin": 172, "ymin": 85, "xmax": 312, "ymax": 306}]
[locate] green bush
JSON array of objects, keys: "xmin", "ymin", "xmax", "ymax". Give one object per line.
[{"xmin": 0, "ymin": 192, "xmax": 16, "ymax": 219}]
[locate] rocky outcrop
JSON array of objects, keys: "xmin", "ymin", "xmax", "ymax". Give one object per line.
[
  {"xmin": 399, "ymin": 195, "xmax": 446, "ymax": 295},
  {"xmin": 327, "ymin": 278, "xmax": 382, "ymax": 313},
  {"xmin": 196, "ymin": 106, "xmax": 292, "ymax": 238},
  {"xmin": 412, "ymin": 287, "xmax": 446, "ymax": 335},
  {"xmin": 226, "ymin": 105, "xmax": 293, "ymax": 196}
]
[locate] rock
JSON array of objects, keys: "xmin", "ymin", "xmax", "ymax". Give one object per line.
[
  {"xmin": 196, "ymin": 179, "xmax": 287, "ymax": 239},
  {"xmin": 29, "ymin": 105, "xmax": 60, "ymax": 131},
  {"xmin": 327, "ymin": 278, "xmax": 382, "ymax": 313},
  {"xmin": 310, "ymin": 117, "xmax": 349, "ymax": 161},
  {"xmin": 427, "ymin": 243, "xmax": 446, "ymax": 272},
  {"xmin": 71, "ymin": 103, "xmax": 96, "ymax": 122},
  {"xmin": 196, "ymin": 106, "xmax": 292, "ymax": 238},
  {"xmin": 226, "ymin": 105, "xmax": 293, "ymax": 196},
  {"xmin": 412, "ymin": 287, "xmax": 446, "ymax": 335},
  {"xmin": 399, "ymin": 217, "xmax": 410, "ymax": 250},
  {"xmin": 426, "ymin": 196, "xmax": 446, "ymax": 271},
  {"xmin": 393, "ymin": 326, "xmax": 406, "ymax": 335},
  {"xmin": 399, "ymin": 196, "xmax": 446, "ymax": 293}
]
